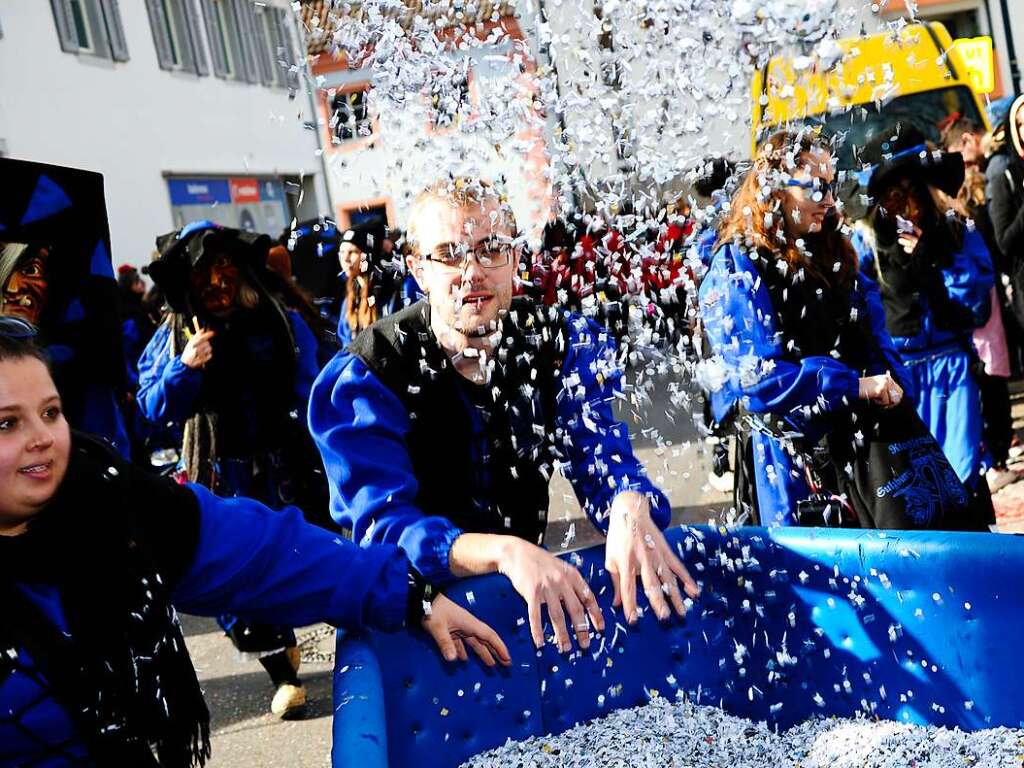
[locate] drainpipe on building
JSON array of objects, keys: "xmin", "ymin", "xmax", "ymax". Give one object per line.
[
  {"xmin": 999, "ymin": 0, "xmax": 1022, "ymax": 93},
  {"xmin": 291, "ymin": 7, "xmax": 335, "ymax": 220}
]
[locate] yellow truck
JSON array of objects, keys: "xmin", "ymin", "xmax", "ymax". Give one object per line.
[{"xmin": 751, "ymin": 21, "xmax": 994, "ymax": 166}]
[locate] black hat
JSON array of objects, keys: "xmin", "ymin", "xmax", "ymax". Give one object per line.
[
  {"xmin": 0, "ymin": 158, "xmax": 125, "ymax": 393},
  {"xmin": 856, "ymin": 125, "xmax": 965, "ymax": 201},
  {"xmin": 148, "ymin": 220, "xmax": 270, "ymax": 313},
  {"xmin": 340, "ymin": 217, "xmax": 387, "ymax": 262}
]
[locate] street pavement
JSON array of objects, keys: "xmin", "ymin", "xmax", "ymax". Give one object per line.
[{"xmin": 186, "ymin": 380, "xmax": 1024, "ymax": 767}]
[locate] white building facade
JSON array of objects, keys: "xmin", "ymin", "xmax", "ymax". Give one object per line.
[
  {"xmin": 0, "ymin": 0, "xmax": 329, "ymax": 269},
  {"xmin": 299, "ymin": 0, "xmax": 553, "ymax": 242}
]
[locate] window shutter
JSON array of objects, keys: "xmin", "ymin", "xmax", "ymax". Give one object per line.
[
  {"xmin": 200, "ymin": 0, "xmax": 228, "ymax": 78},
  {"xmin": 251, "ymin": 7, "xmax": 276, "ymax": 86},
  {"xmin": 272, "ymin": 7, "xmax": 299, "ymax": 90},
  {"xmin": 84, "ymin": 0, "xmax": 111, "ymax": 59},
  {"xmin": 164, "ymin": 0, "xmax": 194, "ymax": 73},
  {"xmin": 145, "ymin": 0, "xmax": 175, "ymax": 69},
  {"xmin": 230, "ymin": 0, "xmax": 259, "ymax": 84},
  {"xmin": 98, "ymin": 0, "xmax": 129, "ymax": 61},
  {"xmin": 51, "ymin": 0, "xmax": 79, "ymax": 53},
  {"xmin": 182, "ymin": 0, "xmax": 209, "ymax": 75}
]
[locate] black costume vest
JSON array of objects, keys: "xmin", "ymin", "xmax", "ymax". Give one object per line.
[{"xmin": 349, "ymin": 299, "xmax": 567, "ymax": 545}]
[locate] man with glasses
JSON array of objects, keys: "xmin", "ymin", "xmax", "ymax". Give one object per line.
[{"xmin": 309, "ymin": 179, "xmax": 698, "ymax": 655}]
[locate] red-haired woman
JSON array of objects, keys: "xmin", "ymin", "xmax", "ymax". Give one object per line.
[{"xmin": 699, "ymin": 130, "xmax": 972, "ymax": 529}]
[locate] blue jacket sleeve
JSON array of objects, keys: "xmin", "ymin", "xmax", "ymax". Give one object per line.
[
  {"xmin": 286, "ymin": 310, "xmax": 320, "ymax": 412},
  {"xmin": 308, "ymin": 351, "xmax": 464, "ymax": 584},
  {"xmin": 944, "ymin": 228, "xmax": 994, "ymax": 328},
  {"xmin": 555, "ymin": 315, "xmax": 671, "ymax": 530},
  {"xmin": 698, "ymin": 245, "xmax": 860, "ymax": 432},
  {"xmin": 171, "ymin": 483, "xmax": 408, "ymax": 632},
  {"xmin": 136, "ymin": 322, "xmax": 203, "ymax": 424}
]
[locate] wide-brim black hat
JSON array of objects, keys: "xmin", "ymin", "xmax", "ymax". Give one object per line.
[
  {"xmin": 341, "ymin": 217, "xmax": 387, "ymax": 263},
  {"xmin": 148, "ymin": 220, "xmax": 270, "ymax": 314},
  {"xmin": 856, "ymin": 125, "xmax": 965, "ymax": 201}
]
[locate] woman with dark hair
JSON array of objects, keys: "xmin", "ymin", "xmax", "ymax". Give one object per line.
[
  {"xmin": 700, "ymin": 129, "xmax": 973, "ymax": 529},
  {"xmin": 0, "ymin": 317, "xmax": 509, "ymax": 767},
  {"xmin": 854, "ymin": 126, "xmax": 994, "ymax": 523},
  {"xmin": 336, "ymin": 218, "xmax": 403, "ymax": 346},
  {"xmin": 136, "ymin": 221, "xmax": 333, "ymax": 717}
]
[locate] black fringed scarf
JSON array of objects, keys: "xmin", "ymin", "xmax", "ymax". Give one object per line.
[{"xmin": 0, "ymin": 433, "xmax": 210, "ymax": 767}]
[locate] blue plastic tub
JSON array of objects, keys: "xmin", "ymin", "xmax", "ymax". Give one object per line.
[{"xmin": 331, "ymin": 526, "xmax": 1024, "ymax": 767}]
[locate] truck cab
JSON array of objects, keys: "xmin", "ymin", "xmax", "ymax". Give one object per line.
[{"xmin": 752, "ymin": 22, "xmax": 991, "ymax": 168}]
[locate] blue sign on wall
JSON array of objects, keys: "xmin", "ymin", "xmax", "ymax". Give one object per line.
[{"xmin": 167, "ymin": 178, "xmax": 232, "ymax": 206}]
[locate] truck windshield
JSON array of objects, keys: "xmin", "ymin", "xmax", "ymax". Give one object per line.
[{"xmin": 762, "ymin": 85, "xmax": 985, "ymax": 169}]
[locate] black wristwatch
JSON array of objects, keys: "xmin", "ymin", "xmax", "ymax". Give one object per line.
[{"xmin": 406, "ymin": 566, "xmax": 438, "ymax": 625}]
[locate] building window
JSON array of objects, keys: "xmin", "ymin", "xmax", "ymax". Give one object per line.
[
  {"xmin": 69, "ymin": 0, "xmax": 94, "ymax": 52},
  {"xmin": 52, "ymin": 0, "xmax": 130, "ymax": 61},
  {"xmin": 255, "ymin": 4, "xmax": 293, "ymax": 87},
  {"xmin": 162, "ymin": 0, "xmax": 182, "ymax": 66},
  {"xmin": 429, "ymin": 65, "xmax": 472, "ymax": 129},
  {"xmin": 331, "ymin": 89, "xmax": 372, "ymax": 144},
  {"xmin": 257, "ymin": 8, "xmax": 278, "ymax": 80},
  {"xmin": 213, "ymin": 1, "xmax": 235, "ymax": 76},
  {"xmin": 147, "ymin": 0, "xmax": 209, "ymax": 75},
  {"xmin": 201, "ymin": 0, "xmax": 250, "ymax": 80}
]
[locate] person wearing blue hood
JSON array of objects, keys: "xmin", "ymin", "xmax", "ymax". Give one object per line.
[
  {"xmin": 0, "ymin": 320, "xmax": 508, "ymax": 767},
  {"xmin": 136, "ymin": 221, "xmax": 335, "ymax": 718},
  {"xmin": 700, "ymin": 129, "xmax": 976, "ymax": 530},
  {"xmin": 852, "ymin": 125, "xmax": 995, "ymax": 524},
  {"xmin": 310, "ymin": 178, "xmax": 700, "ymax": 658}
]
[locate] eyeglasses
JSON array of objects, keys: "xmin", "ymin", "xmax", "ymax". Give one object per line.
[
  {"xmin": 0, "ymin": 316, "xmax": 38, "ymax": 338},
  {"xmin": 785, "ymin": 177, "xmax": 838, "ymax": 204},
  {"xmin": 427, "ymin": 240, "xmax": 518, "ymax": 270}
]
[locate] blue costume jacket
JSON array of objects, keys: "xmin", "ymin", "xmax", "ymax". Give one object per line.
[
  {"xmin": 852, "ymin": 227, "xmax": 993, "ymax": 486},
  {"xmin": 0, "ymin": 484, "xmax": 407, "ymax": 767},
  {"xmin": 137, "ymin": 310, "xmax": 319, "ymax": 431},
  {"xmin": 699, "ymin": 243, "xmax": 912, "ymax": 526},
  {"xmin": 309, "ymin": 311, "xmax": 669, "ymax": 583}
]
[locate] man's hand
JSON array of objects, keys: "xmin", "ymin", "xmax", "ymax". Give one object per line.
[
  {"xmin": 498, "ymin": 538, "xmax": 604, "ymax": 653},
  {"xmin": 422, "ymin": 594, "xmax": 511, "ymax": 667},
  {"xmin": 605, "ymin": 492, "xmax": 700, "ymax": 624},
  {"xmin": 181, "ymin": 328, "xmax": 215, "ymax": 369}
]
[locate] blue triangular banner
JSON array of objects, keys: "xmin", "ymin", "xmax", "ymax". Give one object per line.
[
  {"xmin": 20, "ymin": 175, "xmax": 73, "ymax": 225},
  {"xmin": 62, "ymin": 298, "xmax": 86, "ymax": 323},
  {"xmin": 89, "ymin": 240, "xmax": 114, "ymax": 280}
]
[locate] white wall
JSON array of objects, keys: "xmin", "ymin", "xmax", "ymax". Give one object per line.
[{"xmin": 0, "ymin": 1, "xmax": 325, "ymax": 269}]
